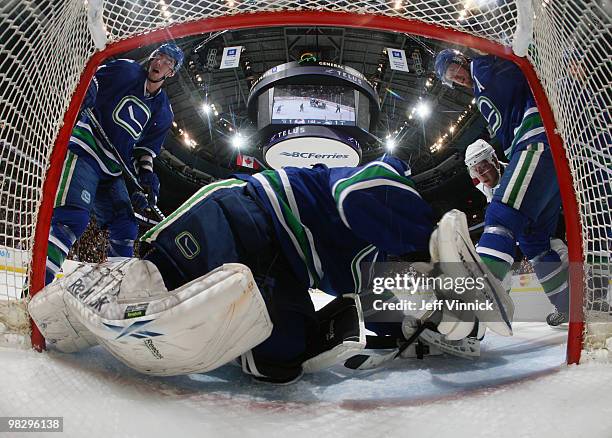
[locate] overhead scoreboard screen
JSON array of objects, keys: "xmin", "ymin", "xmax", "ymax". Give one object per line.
[{"xmin": 271, "ymin": 85, "xmax": 356, "ymax": 126}]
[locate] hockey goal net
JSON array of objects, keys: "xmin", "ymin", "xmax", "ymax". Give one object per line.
[{"xmin": 0, "ymin": 1, "xmax": 609, "ymax": 364}]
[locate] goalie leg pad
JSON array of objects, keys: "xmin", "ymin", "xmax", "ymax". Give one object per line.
[
  {"xmin": 62, "ymin": 262, "xmax": 272, "ymax": 376},
  {"xmin": 430, "ymin": 209, "xmax": 515, "ymax": 336},
  {"xmin": 437, "ymin": 305, "xmax": 476, "ymax": 341},
  {"xmin": 29, "ymin": 261, "xmax": 100, "ymax": 353}
]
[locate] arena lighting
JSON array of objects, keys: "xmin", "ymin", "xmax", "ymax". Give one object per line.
[
  {"xmin": 385, "ymin": 137, "xmax": 396, "ymax": 151},
  {"xmin": 415, "ymin": 102, "xmax": 431, "ymax": 119},
  {"xmin": 202, "ymin": 103, "xmax": 212, "ymax": 114},
  {"xmin": 182, "ymin": 132, "xmax": 196, "ymax": 148},
  {"xmin": 231, "ymin": 133, "xmax": 245, "ymax": 149}
]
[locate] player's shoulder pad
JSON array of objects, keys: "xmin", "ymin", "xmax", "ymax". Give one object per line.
[
  {"xmin": 97, "ymin": 58, "xmax": 143, "ymax": 78},
  {"xmin": 376, "ymin": 154, "xmax": 412, "ymax": 177},
  {"xmin": 151, "ymin": 92, "xmax": 173, "ymax": 124}
]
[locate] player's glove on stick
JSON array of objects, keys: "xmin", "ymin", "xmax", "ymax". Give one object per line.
[{"xmin": 131, "ymin": 170, "xmax": 160, "ymax": 211}]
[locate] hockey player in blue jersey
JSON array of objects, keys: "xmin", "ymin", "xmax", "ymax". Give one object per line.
[
  {"xmin": 44, "ymin": 43, "xmax": 184, "ymax": 285},
  {"xmin": 31, "ymin": 155, "xmax": 514, "ymax": 383},
  {"xmin": 435, "ymin": 49, "xmax": 570, "ymax": 324},
  {"xmin": 464, "ymin": 139, "xmax": 569, "ymax": 326}
]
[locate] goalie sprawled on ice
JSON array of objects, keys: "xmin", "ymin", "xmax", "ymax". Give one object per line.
[{"xmin": 30, "ymin": 156, "xmax": 514, "ymax": 383}]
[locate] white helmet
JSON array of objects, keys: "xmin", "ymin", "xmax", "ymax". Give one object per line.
[{"xmin": 464, "ymin": 139, "xmax": 499, "ymax": 179}]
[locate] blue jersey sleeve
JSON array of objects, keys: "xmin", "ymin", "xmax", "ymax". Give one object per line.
[
  {"xmin": 94, "ymin": 59, "xmax": 141, "ymax": 97},
  {"xmin": 471, "ymin": 55, "xmax": 547, "ymax": 157},
  {"xmin": 330, "ymin": 156, "xmax": 433, "ymax": 254},
  {"xmin": 471, "ymin": 56, "xmax": 526, "ymax": 90}
]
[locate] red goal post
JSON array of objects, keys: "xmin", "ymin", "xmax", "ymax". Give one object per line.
[{"xmin": 1, "ymin": 2, "xmax": 609, "ymax": 365}]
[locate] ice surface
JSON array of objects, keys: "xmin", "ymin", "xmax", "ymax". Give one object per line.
[
  {"xmin": 2, "ymin": 320, "xmax": 611, "ymax": 438},
  {"xmin": 2, "ymin": 292, "xmax": 611, "ymax": 437}
]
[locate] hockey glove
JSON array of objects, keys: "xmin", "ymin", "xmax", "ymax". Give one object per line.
[{"xmin": 131, "ymin": 171, "xmax": 160, "ymax": 211}]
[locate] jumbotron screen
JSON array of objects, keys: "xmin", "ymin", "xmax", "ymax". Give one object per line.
[{"xmin": 271, "ymin": 85, "xmax": 356, "ymax": 126}]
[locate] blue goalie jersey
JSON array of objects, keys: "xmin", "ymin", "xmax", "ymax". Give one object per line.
[
  {"xmin": 471, "ymin": 55, "xmax": 548, "ymax": 159},
  {"xmin": 236, "ymin": 155, "xmax": 434, "ymax": 296},
  {"xmin": 69, "ymin": 59, "xmax": 174, "ymax": 176}
]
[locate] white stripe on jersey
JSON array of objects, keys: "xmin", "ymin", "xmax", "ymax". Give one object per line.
[
  {"xmin": 476, "ymin": 246, "xmax": 515, "ymax": 265},
  {"xmin": 253, "ymin": 173, "xmax": 315, "ymax": 286},
  {"xmin": 277, "ymin": 170, "xmax": 324, "ymax": 281}
]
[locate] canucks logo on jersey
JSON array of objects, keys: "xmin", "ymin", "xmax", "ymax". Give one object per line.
[
  {"xmin": 68, "ymin": 59, "xmax": 173, "ymax": 176},
  {"xmin": 112, "ymin": 96, "xmax": 152, "ymax": 140},
  {"xmin": 471, "ymin": 56, "xmax": 548, "ymax": 159}
]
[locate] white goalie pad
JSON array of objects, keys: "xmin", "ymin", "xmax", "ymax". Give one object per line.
[
  {"xmin": 29, "ymin": 258, "xmax": 169, "ymax": 353},
  {"xmin": 29, "ymin": 261, "xmax": 100, "ymax": 353},
  {"xmin": 430, "ymin": 209, "xmax": 515, "ymax": 336},
  {"xmin": 437, "ymin": 306, "xmax": 477, "ymax": 341},
  {"xmin": 70, "ymin": 262, "xmax": 272, "ymax": 376},
  {"xmin": 34, "ymin": 260, "xmax": 272, "ymax": 376}
]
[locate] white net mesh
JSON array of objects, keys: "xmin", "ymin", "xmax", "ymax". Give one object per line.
[{"xmin": 0, "ymin": 1, "xmax": 610, "ymax": 358}]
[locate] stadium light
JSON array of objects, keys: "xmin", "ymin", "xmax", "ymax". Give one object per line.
[
  {"xmin": 415, "ymin": 102, "xmax": 431, "ymax": 119},
  {"xmin": 231, "ymin": 133, "xmax": 245, "ymax": 149},
  {"xmin": 385, "ymin": 138, "xmax": 396, "ymax": 151},
  {"xmin": 202, "ymin": 103, "xmax": 212, "ymax": 114}
]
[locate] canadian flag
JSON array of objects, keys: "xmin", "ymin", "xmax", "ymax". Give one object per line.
[{"xmin": 236, "ymin": 154, "xmax": 259, "ymax": 170}]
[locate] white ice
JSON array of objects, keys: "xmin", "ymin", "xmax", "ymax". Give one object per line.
[{"xmin": 2, "ymin": 292, "xmax": 612, "ymax": 437}]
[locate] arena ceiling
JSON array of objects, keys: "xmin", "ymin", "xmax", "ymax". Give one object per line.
[{"xmin": 117, "ymin": 26, "xmax": 492, "ymax": 211}]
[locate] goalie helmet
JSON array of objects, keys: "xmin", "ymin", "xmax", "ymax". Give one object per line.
[
  {"xmin": 434, "ymin": 49, "xmax": 470, "ymax": 88},
  {"xmin": 464, "ymin": 139, "xmax": 499, "ymax": 180},
  {"xmin": 149, "ymin": 43, "xmax": 184, "ymax": 72}
]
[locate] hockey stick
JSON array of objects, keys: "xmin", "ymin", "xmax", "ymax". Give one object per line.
[
  {"xmin": 83, "ymin": 108, "xmax": 166, "ymax": 222},
  {"xmin": 344, "ymin": 310, "xmax": 481, "ymax": 370}
]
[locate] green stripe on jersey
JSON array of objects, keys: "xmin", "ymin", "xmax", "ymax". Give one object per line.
[
  {"xmin": 46, "ymin": 241, "xmax": 67, "ymax": 268},
  {"xmin": 506, "ymin": 111, "xmax": 545, "ymax": 158},
  {"xmin": 333, "ymin": 164, "xmax": 416, "ymax": 203},
  {"xmin": 480, "ymin": 255, "xmax": 511, "ymax": 282},
  {"xmin": 540, "ymin": 269, "xmax": 568, "ymax": 296},
  {"xmin": 258, "ymin": 171, "xmax": 320, "ymax": 286},
  {"xmin": 54, "ymin": 151, "xmax": 77, "ymax": 207},
  {"xmin": 72, "ymin": 125, "xmax": 122, "ymax": 174},
  {"xmin": 141, "ymin": 179, "xmax": 246, "ymax": 243},
  {"xmin": 505, "ymin": 148, "xmax": 537, "ymax": 208}
]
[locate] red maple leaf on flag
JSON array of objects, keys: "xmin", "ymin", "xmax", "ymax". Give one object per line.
[{"xmin": 237, "ymin": 154, "xmax": 259, "ymax": 169}]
